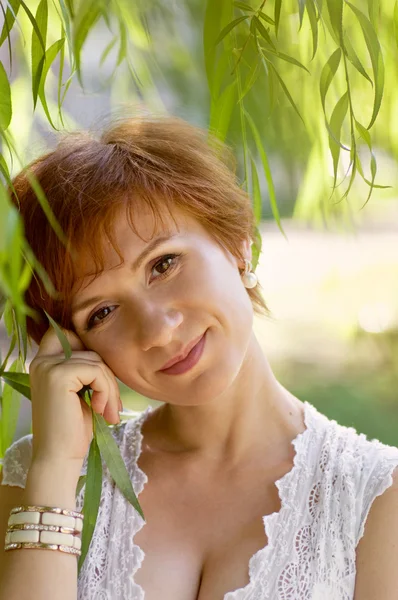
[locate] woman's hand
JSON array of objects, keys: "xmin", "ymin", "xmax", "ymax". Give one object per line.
[{"xmin": 28, "ymin": 326, "xmax": 122, "ymax": 469}]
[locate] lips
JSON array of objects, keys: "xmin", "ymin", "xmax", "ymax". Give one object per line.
[{"xmin": 159, "ymin": 333, "xmax": 205, "ymax": 371}]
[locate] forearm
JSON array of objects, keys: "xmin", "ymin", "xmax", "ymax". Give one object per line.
[{"xmin": 0, "ymin": 462, "xmax": 82, "ymax": 600}]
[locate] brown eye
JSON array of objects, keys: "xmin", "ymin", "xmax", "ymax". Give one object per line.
[
  {"xmin": 151, "ymin": 254, "xmax": 181, "ymax": 280},
  {"xmin": 87, "ymin": 306, "xmax": 116, "ymax": 330}
]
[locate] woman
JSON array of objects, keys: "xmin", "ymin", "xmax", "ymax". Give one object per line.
[{"xmin": 0, "ymin": 116, "xmax": 398, "ymax": 600}]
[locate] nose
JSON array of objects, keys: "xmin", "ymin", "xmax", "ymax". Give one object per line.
[{"xmin": 134, "ymin": 304, "xmax": 184, "ymax": 351}]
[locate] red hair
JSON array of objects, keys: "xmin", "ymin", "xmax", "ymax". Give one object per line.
[{"xmin": 10, "ymin": 115, "xmax": 269, "ymax": 345}]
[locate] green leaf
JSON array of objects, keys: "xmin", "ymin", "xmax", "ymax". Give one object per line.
[
  {"xmin": 0, "ymin": 62, "xmax": 12, "ymax": 129},
  {"xmin": 394, "ymin": 1, "xmax": 398, "ymax": 51},
  {"xmin": 76, "ymin": 474, "xmax": 86, "ymax": 497},
  {"xmin": 100, "ymin": 36, "xmax": 117, "ymax": 66},
  {"xmin": 306, "ymin": 0, "xmax": 318, "ymax": 60},
  {"xmin": 250, "ymin": 156, "xmax": 262, "ymax": 223},
  {"xmin": 274, "ymin": 0, "xmax": 282, "ymax": 36},
  {"xmin": 78, "ymin": 436, "xmax": 102, "ymax": 573},
  {"xmin": 94, "ymin": 413, "xmax": 144, "ymax": 520},
  {"xmin": 44, "ymin": 311, "xmax": 72, "ymax": 359},
  {"xmin": 234, "ymin": 1, "xmax": 254, "ymax": 11},
  {"xmin": 0, "ymin": 0, "xmax": 20, "ymax": 47},
  {"xmin": 1, "ymin": 371, "xmax": 31, "ymax": 400},
  {"xmin": 238, "ymin": 59, "xmax": 260, "ymax": 101},
  {"xmin": 210, "ymin": 81, "xmax": 237, "ymax": 142},
  {"xmin": 245, "ymin": 110, "xmax": 286, "ymax": 238},
  {"xmin": 258, "ymin": 11, "xmax": 275, "ymax": 26},
  {"xmin": 73, "ymin": 0, "xmax": 102, "ymax": 85},
  {"xmin": 261, "ymin": 47, "xmax": 310, "ymax": 73},
  {"xmin": 328, "ymin": 92, "xmax": 349, "ymax": 188},
  {"xmin": 0, "ymin": 333, "xmax": 16, "ymax": 376},
  {"xmin": 31, "ymin": 0, "xmax": 48, "ymax": 109},
  {"xmin": 326, "ymin": 0, "xmax": 343, "ymax": 42},
  {"xmin": 38, "ymin": 38, "xmax": 65, "ymax": 128},
  {"xmin": 215, "ymin": 15, "xmax": 249, "ymax": 45},
  {"xmin": 355, "ymin": 119, "xmax": 377, "ymax": 204},
  {"xmin": 298, "ymin": 0, "xmax": 306, "ymax": 28},
  {"xmin": 267, "ymin": 61, "xmax": 304, "ymax": 123},
  {"xmin": 346, "ymin": 2, "xmax": 384, "ymax": 129},
  {"xmin": 319, "ymin": 48, "xmax": 341, "ymax": 114},
  {"xmin": 0, "ymin": 1, "xmax": 13, "ymax": 72},
  {"xmin": 344, "ymin": 35, "xmax": 373, "ymax": 85},
  {"xmin": 0, "ymin": 359, "xmax": 22, "ymax": 454},
  {"xmin": 252, "ymin": 16, "xmax": 275, "ymax": 50}
]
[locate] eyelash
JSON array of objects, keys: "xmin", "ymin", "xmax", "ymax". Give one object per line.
[{"xmin": 85, "ymin": 253, "xmax": 182, "ymax": 331}]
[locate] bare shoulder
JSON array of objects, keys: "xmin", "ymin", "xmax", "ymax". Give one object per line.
[{"xmin": 354, "ymin": 466, "xmax": 398, "ymax": 599}]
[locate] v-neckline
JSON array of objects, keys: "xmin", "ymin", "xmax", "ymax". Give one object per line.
[{"xmin": 129, "ymin": 400, "xmax": 318, "ymax": 600}]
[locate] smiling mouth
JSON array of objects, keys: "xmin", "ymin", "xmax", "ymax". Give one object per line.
[
  {"xmin": 159, "ymin": 333, "xmax": 205, "ymax": 371},
  {"xmin": 158, "ymin": 331, "xmax": 207, "ymax": 375}
]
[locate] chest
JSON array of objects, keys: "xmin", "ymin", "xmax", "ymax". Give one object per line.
[{"xmin": 133, "ymin": 450, "xmax": 294, "ymax": 600}]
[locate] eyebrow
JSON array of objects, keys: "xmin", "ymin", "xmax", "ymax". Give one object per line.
[{"xmin": 71, "ymin": 233, "xmax": 178, "ymax": 318}]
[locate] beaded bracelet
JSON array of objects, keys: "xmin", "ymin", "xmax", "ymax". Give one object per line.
[{"xmin": 4, "ymin": 505, "xmax": 84, "ymax": 557}]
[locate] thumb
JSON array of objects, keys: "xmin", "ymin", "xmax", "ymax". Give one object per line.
[{"xmin": 36, "ymin": 325, "xmax": 86, "ymax": 357}]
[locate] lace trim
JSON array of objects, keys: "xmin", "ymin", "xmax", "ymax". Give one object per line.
[{"xmin": 129, "ymin": 401, "xmax": 322, "ymax": 600}]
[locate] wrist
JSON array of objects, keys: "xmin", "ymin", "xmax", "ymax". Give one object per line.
[{"xmin": 22, "ymin": 461, "xmax": 82, "ymax": 511}]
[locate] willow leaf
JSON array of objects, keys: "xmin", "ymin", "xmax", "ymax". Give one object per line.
[
  {"xmin": 344, "ymin": 35, "xmax": 373, "ymax": 85},
  {"xmin": 0, "ymin": 1, "xmax": 12, "ymax": 71},
  {"xmin": 78, "ymin": 436, "xmax": 102, "ymax": 573},
  {"xmin": 395, "ymin": 1, "xmax": 398, "ymax": 51},
  {"xmin": 245, "ymin": 110, "xmax": 286, "ymax": 238},
  {"xmin": 355, "ymin": 120, "xmax": 377, "ymax": 203},
  {"xmin": 319, "ymin": 48, "xmax": 341, "ymax": 114},
  {"xmin": 73, "ymin": 0, "xmax": 102, "ymax": 85},
  {"xmin": 346, "ymin": 2, "xmax": 384, "ymax": 130},
  {"xmin": 30, "ymin": 0, "xmax": 47, "ymax": 109},
  {"xmin": 274, "ymin": 0, "xmax": 282, "ymax": 36},
  {"xmin": 258, "ymin": 11, "xmax": 275, "ymax": 26},
  {"xmin": 298, "ymin": 0, "xmax": 306, "ymax": 28},
  {"xmin": 0, "ymin": 62, "xmax": 12, "ymax": 130},
  {"xmin": 329, "ymin": 92, "xmax": 349, "ymax": 188},
  {"xmin": 76, "ymin": 474, "xmax": 86, "ymax": 497},
  {"xmin": 204, "ymin": 0, "xmax": 224, "ymax": 94},
  {"xmin": 234, "ymin": 1, "xmax": 254, "ymax": 11},
  {"xmin": 215, "ymin": 15, "xmax": 249, "ymax": 45},
  {"xmin": 306, "ymin": 0, "xmax": 318, "ymax": 60},
  {"xmin": 94, "ymin": 413, "xmax": 144, "ymax": 520},
  {"xmin": 100, "ymin": 36, "xmax": 118, "ymax": 66},
  {"xmin": 1, "ymin": 371, "xmax": 30, "ymax": 400},
  {"xmin": 238, "ymin": 59, "xmax": 260, "ymax": 101},
  {"xmin": 210, "ymin": 81, "xmax": 237, "ymax": 142},
  {"xmin": 250, "ymin": 156, "xmax": 262, "ymax": 223},
  {"xmin": 0, "ymin": 333, "xmax": 16, "ymax": 375},
  {"xmin": 0, "ymin": 0, "xmax": 20, "ymax": 47},
  {"xmin": 252, "ymin": 16, "xmax": 275, "ymax": 50},
  {"xmin": 367, "ymin": 0, "xmax": 380, "ymax": 28},
  {"xmin": 38, "ymin": 38, "xmax": 65, "ymax": 129},
  {"xmin": 267, "ymin": 61, "xmax": 304, "ymax": 123},
  {"xmin": 44, "ymin": 311, "xmax": 72, "ymax": 359},
  {"xmin": 0, "ymin": 360, "xmax": 22, "ymax": 454},
  {"xmin": 326, "ymin": 0, "xmax": 343, "ymax": 42},
  {"xmin": 261, "ymin": 47, "xmax": 310, "ymax": 73}
]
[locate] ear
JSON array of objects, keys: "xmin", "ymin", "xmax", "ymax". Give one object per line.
[{"xmin": 241, "ymin": 237, "xmax": 253, "ymax": 263}]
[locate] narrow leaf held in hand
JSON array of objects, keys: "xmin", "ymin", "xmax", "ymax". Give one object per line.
[
  {"xmin": 0, "ymin": 359, "xmax": 22, "ymax": 454},
  {"xmin": 1, "ymin": 371, "xmax": 30, "ymax": 400},
  {"xmin": 346, "ymin": 2, "xmax": 384, "ymax": 129},
  {"xmin": 78, "ymin": 436, "xmax": 102, "ymax": 573},
  {"xmin": 44, "ymin": 311, "xmax": 72, "ymax": 359},
  {"xmin": 76, "ymin": 474, "xmax": 87, "ymax": 497},
  {"xmin": 0, "ymin": 62, "xmax": 12, "ymax": 130},
  {"xmin": 94, "ymin": 412, "xmax": 145, "ymax": 520}
]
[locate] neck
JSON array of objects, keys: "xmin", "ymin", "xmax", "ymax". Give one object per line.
[{"xmin": 143, "ymin": 332, "xmax": 305, "ymax": 468}]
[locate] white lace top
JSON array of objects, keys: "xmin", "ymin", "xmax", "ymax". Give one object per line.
[{"xmin": 2, "ymin": 401, "xmax": 398, "ymax": 600}]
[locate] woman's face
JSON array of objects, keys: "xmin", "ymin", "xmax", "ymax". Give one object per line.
[{"xmin": 71, "ymin": 205, "xmax": 254, "ymax": 406}]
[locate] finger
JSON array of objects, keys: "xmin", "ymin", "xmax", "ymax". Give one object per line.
[
  {"xmin": 100, "ymin": 365, "xmax": 121, "ymax": 423},
  {"xmin": 36, "ymin": 326, "xmax": 86, "ymax": 357}
]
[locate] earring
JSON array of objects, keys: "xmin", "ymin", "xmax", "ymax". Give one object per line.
[{"xmin": 241, "ymin": 259, "xmax": 258, "ymax": 289}]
